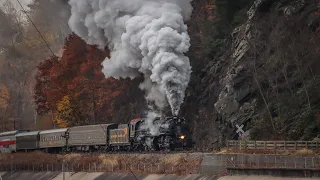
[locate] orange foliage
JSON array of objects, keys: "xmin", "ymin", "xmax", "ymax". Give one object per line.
[{"xmin": 34, "ymin": 33, "xmax": 138, "ymax": 126}]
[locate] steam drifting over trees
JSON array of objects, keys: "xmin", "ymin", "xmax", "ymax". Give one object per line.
[{"xmin": 68, "ymin": 0, "xmax": 193, "ymax": 116}]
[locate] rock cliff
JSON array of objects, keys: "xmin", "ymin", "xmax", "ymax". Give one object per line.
[{"xmin": 186, "ymin": 0, "xmax": 320, "ymax": 149}]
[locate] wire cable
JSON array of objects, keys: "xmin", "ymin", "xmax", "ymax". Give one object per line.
[
  {"xmin": 16, "ymin": 0, "xmax": 55, "ymax": 56},
  {"xmin": 99, "ymin": 124, "xmax": 139, "ymax": 180}
]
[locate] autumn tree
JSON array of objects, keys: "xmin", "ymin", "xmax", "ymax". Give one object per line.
[
  {"xmin": 0, "ymin": 84, "xmax": 10, "ymax": 131},
  {"xmin": 56, "ymin": 96, "xmax": 85, "ymax": 127},
  {"xmin": 0, "ymin": 2, "xmax": 36, "ymax": 130},
  {"xmin": 24, "ymin": 0, "xmax": 70, "ymax": 56},
  {"xmin": 34, "ymin": 33, "xmax": 145, "ymax": 127}
]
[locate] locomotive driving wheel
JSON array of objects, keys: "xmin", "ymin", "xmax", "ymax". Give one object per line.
[{"xmin": 163, "ymin": 136, "xmax": 174, "ymax": 152}]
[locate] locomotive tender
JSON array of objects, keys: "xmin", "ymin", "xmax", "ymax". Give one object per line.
[{"xmin": 0, "ymin": 116, "xmax": 193, "ymax": 153}]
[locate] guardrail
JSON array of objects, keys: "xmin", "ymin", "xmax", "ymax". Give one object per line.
[
  {"xmin": 226, "ymin": 154, "xmax": 320, "ymax": 169},
  {"xmin": 0, "ymin": 162, "xmax": 194, "ymax": 174},
  {"xmin": 227, "ymin": 140, "xmax": 320, "ymax": 152}
]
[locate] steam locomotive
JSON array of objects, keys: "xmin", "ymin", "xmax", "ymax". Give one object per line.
[{"xmin": 0, "ymin": 116, "xmax": 193, "ymax": 153}]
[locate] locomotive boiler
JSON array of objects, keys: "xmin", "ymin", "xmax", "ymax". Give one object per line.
[{"xmin": 133, "ymin": 116, "xmax": 193, "ymax": 151}]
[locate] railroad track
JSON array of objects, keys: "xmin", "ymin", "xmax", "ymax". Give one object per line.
[{"xmin": 55, "ymin": 149, "xmax": 208, "ymax": 155}]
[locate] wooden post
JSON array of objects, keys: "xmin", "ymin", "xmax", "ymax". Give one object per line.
[
  {"xmin": 62, "ymin": 161, "xmax": 65, "ymax": 180},
  {"xmin": 254, "ymin": 141, "xmax": 257, "ymax": 149},
  {"xmin": 304, "ymin": 157, "xmax": 307, "ymax": 168},
  {"xmin": 295, "ymin": 142, "xmax": 297, "ymax": 150},
  {"xmin": 312, "ymin": 157, "xmax": 315, "ymax": 169},
  {"xmin": 274, "ymin": 142, "xmax": 276, "ymax": 154},
  {"xmin": 264, "ymin": 141, "xmax": 266, "ymax": 150}
]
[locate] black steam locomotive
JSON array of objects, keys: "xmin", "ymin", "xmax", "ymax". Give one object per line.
[
  {"xmin": 132, "ymin": 116, "xmax": 193, "ymax": 151},
  {"xmin": 0, "ymin": 116, "xmax": 193, "ymax": 153}
]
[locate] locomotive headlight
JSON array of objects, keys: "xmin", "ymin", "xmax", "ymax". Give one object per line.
[{"xmin": 180, "ymin": 135, "xmax": 185, "ymax": 139}]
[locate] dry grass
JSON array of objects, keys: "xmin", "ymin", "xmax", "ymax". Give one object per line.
[
  {"xmin": 291, "ymin": 148, "xmax": 315, "ymax": 156},
  {"xmin": 0, "ymin": 151, "xmax": 61, "ymax": 164},
  {"xmin": 0, "ymin": 152, "xmax": 204, "ymax": 175}
]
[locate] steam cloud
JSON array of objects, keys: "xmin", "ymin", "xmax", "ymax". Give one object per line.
[{"xmin": 68, "ymin": 0, "xmax": 192, "ymax": 116}]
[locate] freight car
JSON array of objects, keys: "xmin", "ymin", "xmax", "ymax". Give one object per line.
[{"xmin": 0, "ymin": 116, "xmax": 193, "ymax": 153}]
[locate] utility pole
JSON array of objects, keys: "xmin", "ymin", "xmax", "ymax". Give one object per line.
[
  {"xmin": 61, "ymin": 131, "xmax": 70, "ymax": 152},
  {"xmin": 13, "ymin": 118, "xmax": 21, "ymax": 130},
  {"xmin": 33, "ymin": 103, "xmax": 37, "ymax": 130}
]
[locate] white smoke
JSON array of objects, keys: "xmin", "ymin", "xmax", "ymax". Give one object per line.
[
  {"xmin": 68, "ymin": 0, "xmax": 192, "ymax": 116},
  {"xmin": 142, "ymin": 111, "xmax": 160, "ymax": 136}
]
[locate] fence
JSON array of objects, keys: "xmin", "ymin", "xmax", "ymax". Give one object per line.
[
  {"xmin": 227, "ymin": 140, "xmax": 320, "ymax": 152},
  {"xmin": 226, "ymin": 154, "xmax": 320, "ymax": 169},
  {"xmin": 0, "ymin": 162, "xmax": 193, "ymax": 174}
]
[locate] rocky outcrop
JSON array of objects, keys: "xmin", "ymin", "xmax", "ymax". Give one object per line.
[{"xmin": 206, "ymin": 0, "xmax": 311, "ymax": 142}]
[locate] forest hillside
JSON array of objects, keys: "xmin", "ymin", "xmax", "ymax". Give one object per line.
[{"xmin": 0, "ymin": 0, "xmax": 320, "ymax": 150}]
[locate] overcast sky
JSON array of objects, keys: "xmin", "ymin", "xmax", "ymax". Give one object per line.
[{"xmin": 0, "ymin": 0, "xmax": 32, "ymax": 10}]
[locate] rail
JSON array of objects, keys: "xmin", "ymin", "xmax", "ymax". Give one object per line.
[{"xmin": 227, "ymin": 140, "xmax": 320, "ymax": 152}]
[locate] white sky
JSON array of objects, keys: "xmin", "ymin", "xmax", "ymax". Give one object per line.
[{"xmin": 0, "ymin": 0, "xmax": 32, "ymax": 10}]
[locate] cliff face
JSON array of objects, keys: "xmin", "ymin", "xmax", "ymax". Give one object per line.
[{"xmin": 186, "ymin": 0, "xmax": 320, "ymax": 149}]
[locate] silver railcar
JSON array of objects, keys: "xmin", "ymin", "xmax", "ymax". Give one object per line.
[
  {"xmin": 39, "ymin": 128, "xmax": 68, "ymax": 152},
  {"xmin": 68, "ymin": 124, "xmax": 117, "ymax": 151},
  {"xmin": 0, "ymin": 131, "xmax": 20, "ymax": 153},
  {"xmin": 16, "ymin": 131, "xmax": 40, "ymax": 151}
]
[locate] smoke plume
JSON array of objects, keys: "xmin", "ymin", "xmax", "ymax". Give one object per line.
[
  {"xmin": 68, "ymin": 0, "xmax": 192, "ymax": 116},
  {"xmin": 140, "ymin": 111, "xmax": 160, "ymax": 136}
]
